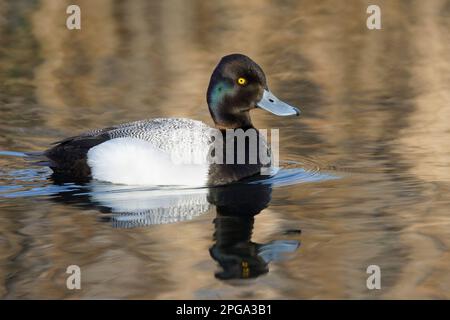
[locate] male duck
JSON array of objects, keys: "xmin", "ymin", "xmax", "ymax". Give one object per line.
[{"xmin": 45, "ymin": 54, "xmax": 300, "ymax": 186}]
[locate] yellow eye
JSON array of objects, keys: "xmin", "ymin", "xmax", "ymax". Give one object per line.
[{"xmin": 237, "ymin": 77, "xmax": 247, "ymax": 85}]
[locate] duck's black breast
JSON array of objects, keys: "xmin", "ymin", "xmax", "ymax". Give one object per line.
[{"xmin": 207, "ymin": 128, "xmax": 272, "ymax": 185}]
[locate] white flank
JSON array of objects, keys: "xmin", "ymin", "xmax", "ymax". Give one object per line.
[{"xmin": 87, "ymin": 138, "xmax": 209, "ymax": 186}]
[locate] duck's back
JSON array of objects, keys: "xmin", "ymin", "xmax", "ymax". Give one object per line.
[{"xmin": 46, "ymin": 118, "xmax": 213, "ymax": 184}]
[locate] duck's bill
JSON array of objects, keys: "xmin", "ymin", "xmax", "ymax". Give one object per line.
[{"xmin": 256, "ymin": 90, "xmax": 300, "ymax": 116}]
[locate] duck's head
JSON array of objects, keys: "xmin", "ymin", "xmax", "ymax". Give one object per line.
[{"xmin": 207, "ymin": 54, "xmax": 300, "ymax": 129}]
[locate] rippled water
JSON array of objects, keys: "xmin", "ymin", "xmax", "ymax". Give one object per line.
[{"xmin": 1, "ymin": 0, "xmax": 450, "ymax": 299}]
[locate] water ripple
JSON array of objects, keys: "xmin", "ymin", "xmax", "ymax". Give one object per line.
[{"xmin": 0, "ymin": 150, "xmax": 337, "ymax": 199}]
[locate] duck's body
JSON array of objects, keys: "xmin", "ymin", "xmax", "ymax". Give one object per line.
[
  {"xmin": 46, "ymin": 117, "xmax": 270, "ymax": 186},
  {"xmin": 45, "ymin": 54, "xmax": 300, "ymax": 186},
  {"xmin": 46, "ymin": 118, "xmax": 213, "ymax": 185}
]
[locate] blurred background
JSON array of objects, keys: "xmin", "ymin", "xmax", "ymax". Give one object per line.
[{"xmin": 0, "ymin": 0, "xmax": 450, "ymax": 299}]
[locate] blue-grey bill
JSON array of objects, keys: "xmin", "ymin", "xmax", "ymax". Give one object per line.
[{"xmin": 256, "ymin": 90, "xmax": 300, "ymax": 116}]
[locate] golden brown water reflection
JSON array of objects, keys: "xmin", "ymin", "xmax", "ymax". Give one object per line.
[{"xmin": 1, "ymin": 0, "xmax": 450, "ymax": 299}]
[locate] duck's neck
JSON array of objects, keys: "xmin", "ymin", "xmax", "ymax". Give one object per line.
[
  {"xmin": 208, "ymin": 97, "xmax": 254, "ymax": 129},
  {"xmin": 211, "ymin": 110, "xmax": 254, "ymax": 130}
]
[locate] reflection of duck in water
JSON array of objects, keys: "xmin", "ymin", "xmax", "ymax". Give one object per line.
[
  {"xmin": 50, "ymin": 179, "xmax": 300, "ymax": 280},
  {"xmin": 50, "ymin": 181, "xmax": 212, "ymax": 227},
  {"xmin": 208, "ymin": 184, "xmax": 300, "ymax": 280}
]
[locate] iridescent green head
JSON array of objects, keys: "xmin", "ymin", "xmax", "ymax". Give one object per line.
[{"xmin": 206, "ymin": 54, "xmax": 300, "ymax": 129}]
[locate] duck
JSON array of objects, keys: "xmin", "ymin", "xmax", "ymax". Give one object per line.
[{"xmin": 45, "ymin": 54, "xmax": 300, "ymax": 186}]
